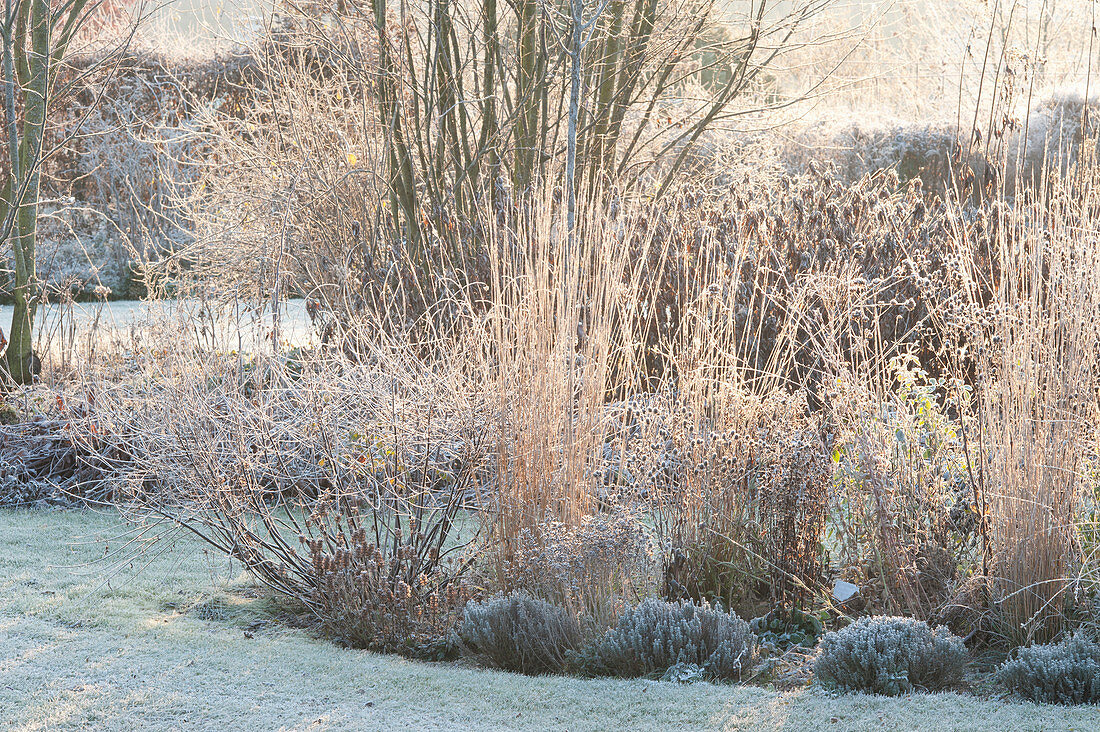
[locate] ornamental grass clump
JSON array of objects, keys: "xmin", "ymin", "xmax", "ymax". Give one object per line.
[
  {"xmin": 460, "ymin": 592, "xmax": 583, "ymax": 675},
  {"xmin": 813, "ymin": 616, "xmax": 968, "ymax": 695},
  {"xmin": 996, "ymin": 633, "xmax": 1100, "ymax": 705},
  {"xmin": 579, "ymin": 598, "xmax": 756, "ymax": 680}
]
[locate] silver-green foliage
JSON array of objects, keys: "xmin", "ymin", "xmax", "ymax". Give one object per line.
[
  {"xmin": 997, "ymin": 633, "xmax": 1100, "ymax": 705},
  {"xmin": 813, "ymin": 616, "xmax": 968, "ymax": 696},
  {"xmin": 460, "ymin": 592, "xmax": 582, "ymax": 675},
  {"xmin": 580, "ymin": 598, "xmax": 756, "ymax": 680}
]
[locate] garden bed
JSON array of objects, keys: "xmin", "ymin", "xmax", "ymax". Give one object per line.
[{"xmin": 3, "ymin": 508, "xmax": 1099, "ymax": 731}]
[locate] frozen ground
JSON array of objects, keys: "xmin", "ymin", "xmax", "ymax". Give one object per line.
[{"xmin": 0, "ymin": 298, "xmax": 314, "ymax": 354}]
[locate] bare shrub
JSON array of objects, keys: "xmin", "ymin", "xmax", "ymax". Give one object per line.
[
  {"xmin": 779, "ymin": 117, "xmax": 958, "ymax": 189},
  {"xmin": 757, "ymin": 420, "xmax": 832, "ymax": 608},
  {"xmin": 86, "ymin": 325, "xmax": 490, "ymax": 652},
  {"xmin": 60, "ymin": 51, "xmax": 256, "ymax": 248},
  {"xmin": 20, "ymin": 51, "xmax": 259, "ymax": 297}
]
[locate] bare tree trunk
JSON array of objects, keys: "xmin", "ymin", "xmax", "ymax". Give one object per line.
[
  {"xmin": 1, "ymin": 0, "xmax": 93, "ymax": 384},
  {"xmin": 566, "ymin": 0, "xmax": 583, "ymax": 238},
  {"xmin": 514, "ymin": 0, "xmax": 539, "ymax": 191},
  {"xmin": 6, "ymin": 0, "xmax": 48, "ymax": 383},
  {"xmin": 584, "ymin": 0, "xmax": 624, "ymax": 187},
  {"xmin": 371, "ymin": 0, "xmax": 422, "ymax": 256}
]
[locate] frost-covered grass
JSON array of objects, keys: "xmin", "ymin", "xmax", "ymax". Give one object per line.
[{"xmin": 3, "ymin": 509, "xmax": 1100, "ymax": 731}]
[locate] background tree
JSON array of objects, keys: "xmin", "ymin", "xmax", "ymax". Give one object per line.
[
  {"xmin": 172, "ymin": 1, "xmax": 835, "ymax": 327},
  {"xmin": 0, "ymin": 0, "xmax": 135, "ymax": 383}
]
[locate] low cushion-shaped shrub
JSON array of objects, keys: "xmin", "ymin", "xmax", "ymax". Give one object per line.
[
  {"xmin": 997, "ymin": 632, "xmax": 1100, "ymax": 705},
  {"xmin": 578, "ymin": 598, "xmax": 756, "ymax": 680},
  {"xmin": 460, "ymin": 592, "xmax": 582, "ymax": 675},
  {"xmin": 813, "ymin": 616, "xmax": 968, "ymax": 695}
]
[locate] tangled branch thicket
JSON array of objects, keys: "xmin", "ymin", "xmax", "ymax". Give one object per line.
[{"xmin": 156, "ymin": 0, "xmax": 832, "ymax": 320}]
